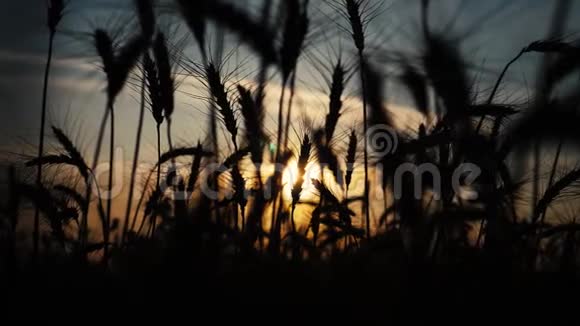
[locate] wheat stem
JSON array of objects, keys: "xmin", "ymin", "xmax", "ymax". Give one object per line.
[
  {"xmin": 291, "ymin": 205, "xmax": 297, "ymax": 233},
  {"xmin": 122, "ymin": 72, "xmax": 146, "ymax": 246},
  {"xmin": 104, "ymin": 102, "xmax": 115, "ymax": 259},
  {"xmin": 276, "ymin": 82, "xmax": 287, "ymax": 161},
  {"xmin": 533, "ymin": 138, "xmax": 564, "ymax": 259},
  {"xmin": 542, "ymin": 138, "xmax": 564, "ymax": 220},
  {"xmin": 82, "ymin": 100, "xmax": 111, "ymax": 250},
  {"xmin": 153, "ymin": 122, "xmax": 162, "ymax": 237},
  {"xmin": 476, "ymin": 49, "xmax": 525, "ymax": 133},
  {"xmin": 34, "ymin": 31, "xmax": 55, "ymax": 259},
  {"xmin": 271, "ymin": 81, "xmax": 287, "ymax": 238},
  {"xmin": 283, "ymin": 72, "xmax": 297, "ymax": 150},
  {"xmin": 359, "ymin": 52, "xmax": 371, "ymax": 239}
]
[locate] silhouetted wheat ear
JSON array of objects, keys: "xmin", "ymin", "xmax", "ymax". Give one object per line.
[
  {"xmin": 110, "ymin": 35, "xmax": 147, "ymax": 101},
  {"xmin": 18, "ymin": 184, "xmax": 72, "ymax": 243},
  {"xmin": 280, "ymin": 0, "xmax": 309, "ymax": 81},
  {"xmin": 400, "ymin": 64, "xmax": 428, "ymax": 117},
  {"xmin": 314, "ymin": 130, "xmax": 340, "ymax": 185},
  {"xmin": 546, "ymin": 50, "xmax": 580, "ymax": 86},
  {"xmin": 53, "ymin": 185, "xmax": 87, "ymax": 211},
  {"xmin": 158, "ymin": 146, "xmax": 213, "ymax": 167},
  {"xmin": 487, "ymin": 40, "xmax": 578, "ymax": 105},
  {"xmin": 473, "ymin": 104, "xmax": 518, "ymax": 116},
  {"xmin": 362, "ymin": 58, "xmax": 392, "ymax": 126},
  {"xmin": 206, "ymin": 64, "xmax": 238, "ymax": 150},
  {"xmin": 345, "ymin": 130, "xmax": 357, "ymax": 192},
  {"xmin": 51, "ymin": 127, "xmax": 90, "ymax": 180},
  {"xmin": 311, "ymin": 179, "xmax": 339, "ymax": 205},
  {"xmin": 26, "ymin": 155, "xmax": 76, "ymax": 168},
  {"xmin": 51, "ymin": 127, "xmax": 82, "ymax": 164},
  {"xmin": 144, "ymin": 53, "xmax": 164, "ymax": 125},
  {"xmin": 95, "ymin": 28, "xmax": 145, "ymax": 101},
  {"xmin": 176, "ymin": 0, "xmax": 207, "ymax": 55},
  {"xmin": 231, "ymin": 163, "xmax": 247, "ymax": 210},
  {"xmin": 94, "ymin": 29, "xmax": 114, "ymax": 77},
  {"xmin": 221, "ymin": 147, "xmax": 250, "ymax": 170},
  {"xmin": 346, "ymin": 0, "xmax": 364, "ymax": 53},
  {"xmin": 535, "ymin": 168, "xmax": 580, "ymax": 220},
  {"xmin": 291, "ymin": 135, "xmax": 312, "ymax": 208},
  {"xmin": 47, "ymin": 0, "xmax": 64, "ymax": 33},
  {"xmin": 326, "ymin": 61, "xmax": 345, "ymax": 142},
  {"xmin": 135, "ymin": 0, "xmax": 156, "ymax": 41},
  {"xmin": 238, "ymin": 85, "xmax": 264, "ymax": 164},
  {"xmin": 524, "ymin": 40, "xmax": 580, "ymax": 91},
  {"xmin": 206, "ymin": 1, "xmax": 278, "ymax": 64},
  {"xmin": 524, "ymin": 40, "xmax": 578, "ymax": 54},
  {"xmin": 153, "ymin": 33, "xmax": 174, "ymax": 120},
  {"xmin": 424, "ymin": 35, "xmax": 469, "ymax": 120},
  {"xmin": 144, "ymin": 187, "xmax": 163, "ymax": 218}
]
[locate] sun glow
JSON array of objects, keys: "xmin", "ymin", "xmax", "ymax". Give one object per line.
[{"xmin": 281, "ymin": 159, "xmax": 320, "ymax": 203}]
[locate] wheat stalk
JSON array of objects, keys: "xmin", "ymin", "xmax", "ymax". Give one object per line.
[
  {"xmin": 186, "ymin": 141, "xmax": 204, "ymax": 196},
  {"xmin": 482, "ymin": 39, "xmax": 579, "ymax": 133},
  {"xmin": 89, "ymin": 31, "xmax": 114, "ymax": 250},
  {"xmin": 158, "ymin": 147, "xmax": 213, "ymax": 167},
  {"xmin": 90, "ymin": 26, "xmax": 146, "ymax": 258},
  {"xmin": 144, "ymin": 51, "xmax": 164, "ymax": 203},
  {"xmin": 123, "ymin": 7, "xmax": 155, "ymax": 238},
  {"xmin": 47, "ymin": 0, "xmax": 64, "ymax": 34},
  {"xmin": 33, "ymin": 0, "xmax": 66, "ymax": 258},
  {"xmin": 344, "ymin": 0, "xmax": 372, "ymax": 239},
  {"xmin": 281, "ymin": 0, "xmax": 309, "ymax": 151},
  {"xmin": 238, "ymin": 84, "xmax": 266, "ymax": 201},
  {"xmin": 123, "ymin": 63, "xmax": 147, "ymax": 246},
  {"xmin": 176, "ymin": 0, "xmax": 207, "ymax": 59},
  {"xmin": 231, "ymin": 163, "xmax": 247, "ymax": 231},
  {"xmin": 206, "ymin": 1, "xmax": 278, "ymax": 64},
  {"xmin": 135, "ymin": 0, "xmax": 155, "ymax": 41},
  {"xmin": 153, "ymin": 33, "xmax": 175, "ymax": 152},
  {"xmin": 314, "ymin": 130, "xmax": 340, "ymax": 186},
  {"xmin": 238, "ymin": 85, "xmax": 264, "ymax": 165},
  {"xmin": 400, "ymin": 64, "xmax": 428, "ymax": 117},
  {"xmin": 345, "ymin": 0, "xmax": 365, "ymax": 53},
  {"xmin": 151, "ymin": 33, "xmax": 178, "ymax": 224}
]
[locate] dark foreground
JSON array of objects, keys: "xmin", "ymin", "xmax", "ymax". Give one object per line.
[{"xmin": 2, "ymin": 250, "xmax": 579, "ymax": 323}]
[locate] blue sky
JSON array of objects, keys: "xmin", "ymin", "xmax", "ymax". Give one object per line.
[{"xmin": 1, "ymin": 0, "xmax": 580, "ymax": 164}]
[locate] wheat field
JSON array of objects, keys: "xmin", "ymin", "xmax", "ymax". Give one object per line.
[{"xmin": 2, "ymin": 0, "xmax": 580, "ymax": 322}]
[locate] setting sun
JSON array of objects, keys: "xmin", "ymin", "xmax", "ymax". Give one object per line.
[{"xmin": 281, "ymin": 159, "xmax": 320, "ymax": 203}]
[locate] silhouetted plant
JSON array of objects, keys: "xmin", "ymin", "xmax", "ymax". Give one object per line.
[
  {"xmin": 325, "ymin": 60, "xmax": 345, "ymax": 143},
  {"xmin": 206, "ymin": 64, "xmax": 238, "ymax": 151},
  {"xmin": 291, "ymin": 134, "xmax": 312, "ymax": 232},
  {"xmin": 343, "ymin": 0, "xmax": 373, "ymax": 238},
  {"xmin": 33, "ymin": 0, "xmax": 67, "ymax": 259},
  {"xmin": 9, "ymin": 2, "xmax": 580, "ymax": 308}
]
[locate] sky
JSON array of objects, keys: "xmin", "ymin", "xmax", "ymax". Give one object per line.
[
  {"xmin": 1, "ymin": 0, "xmax": 580, "ymax": 232},
  {"xmin": 1, "ymin": 0, "xmax": 580, "ymax": 166}
]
